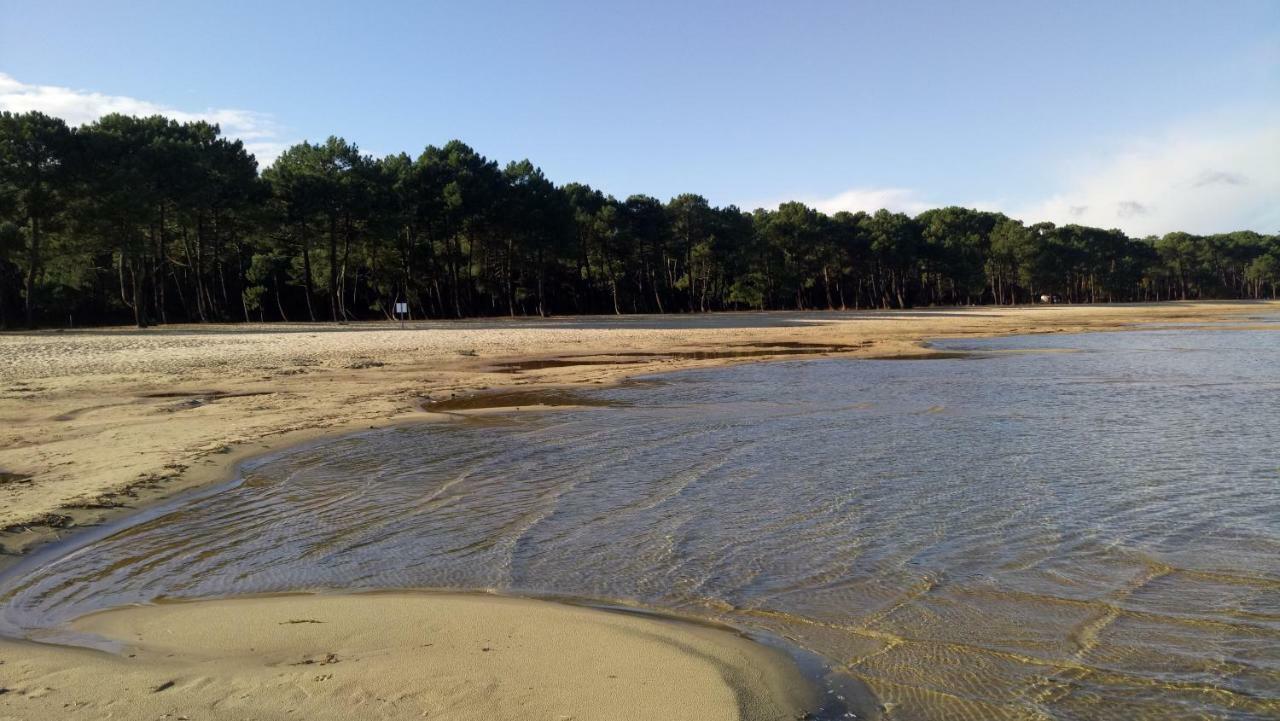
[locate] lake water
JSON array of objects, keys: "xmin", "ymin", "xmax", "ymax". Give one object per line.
[{"xmin": 3, "ymin": 326, "xmax": 1278, "ymax": 720}]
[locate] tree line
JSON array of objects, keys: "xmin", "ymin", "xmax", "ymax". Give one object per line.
[{"xmin": 2, "ymin": 111, "xmax": 1278, "ymax": 328}]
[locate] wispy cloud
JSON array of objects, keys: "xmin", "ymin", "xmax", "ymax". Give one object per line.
[
  {"xmin": 1191, "ymin": 170, "xmax": 1247, "ymax": 188},
  {"xmin": 0, "ymin": 73, "xmax": 290, "ymax": 167},
  {"xmin": 1116, "ymin": 201, "xmax": 1148, "ymax": 218},
  {"xmin": 1011, "ymin": 117, "xmax": 1280, "ymax": 236}
]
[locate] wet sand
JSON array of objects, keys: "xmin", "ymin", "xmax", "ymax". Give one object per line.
[
  {"xmin": 1, "ymin": 592, "xmax": 814, "ymax": 721},
  {"xmin": 0, "ymin": 301, "xmax": 1275, "ymax": 720}
]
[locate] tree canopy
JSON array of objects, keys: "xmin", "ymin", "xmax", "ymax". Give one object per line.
[{"xmin": 1, "ymin": 111, "xmax": 1277, "ymax": 328}]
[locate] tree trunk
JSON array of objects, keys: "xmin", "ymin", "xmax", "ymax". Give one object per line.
[
  {"xmin": 339, "ymin": 212, "xmax": 353, "ymax": 320},
  {"xmin": 130, "ymin": 255, "xmax": 147, "ymax": 328},
  {"xmin": 328, "ymin": 212, "xmax": 340, "ymax": 321},
  {"xmin": 152, "ymin": 210, "xmax": 168, "ymax": 324},
  {"xmin": 301, "ymin": 233, "xmax": 316, "ymax": 322},
  {"xmin": 193, "ymin": 217, "xmax": 208, "ymax": 321},
  {"xmin": 650, "ymin": 266, "xmax": 664, "ymax": 313},
  {"xmin": 24, "ymin": 216, "xmax": 40, "ymax": 328},
  {"xmin": 273, "ymin": 272, "xmax": 289, "ymax": 322}
]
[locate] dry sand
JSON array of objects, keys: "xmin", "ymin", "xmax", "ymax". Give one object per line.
[
  {"xmin": 1, "ymin": 592, "xmax": 814, "ymax": 721},
  {"xmin": 0, "ymin": 301, "xmax": 1275, "ymax": 720}
]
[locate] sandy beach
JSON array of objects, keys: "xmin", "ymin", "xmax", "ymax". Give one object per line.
[
  {"xmin": 2, "ymin": 592, "xmax": 814, "ymax": 721},
  {"xmin": 0, "ymin": 301, "xmax": 1275, "ymax": 720}
]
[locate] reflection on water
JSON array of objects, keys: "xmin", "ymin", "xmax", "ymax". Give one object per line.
[{"xmin": 4, "ymin": 328, "xmax": 1280, "ymax": 720}]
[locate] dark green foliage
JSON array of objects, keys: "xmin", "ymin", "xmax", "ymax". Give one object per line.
[{"xmin": 0, "ymin": 112, "xmax": 1276, "ymax": 328}]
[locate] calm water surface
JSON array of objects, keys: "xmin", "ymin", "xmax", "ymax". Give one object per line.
[{"xmin": 4, "ymin": 327, "xmax": 1279, "ymax": 720}]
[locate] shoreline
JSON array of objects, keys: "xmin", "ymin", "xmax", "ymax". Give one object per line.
[
  {"xmin": 2, "ymin": 301, "xmax": 1274, "ymax": 560},
  {"xmin": 0, "ymin": 394, "xmax": 873, "ymax": 720},
  {"xmin": 1, "ymin": 590, "xmax": 823, "ymax": 721},
  {"xmin": 1, "ymin": 473, "xmax": 873, "ymax": 720}
]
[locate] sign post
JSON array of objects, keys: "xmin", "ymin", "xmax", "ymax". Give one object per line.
[{"xmin": 395, "ymin": 301, "xmax": 409, "ymax": 329}]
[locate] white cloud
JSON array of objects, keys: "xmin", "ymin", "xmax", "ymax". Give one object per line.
[
  {"xmin": 751, "ymin": 187, "xmax": 936, "ymax": 216},
  {"xmin": 1010, "ymin": 118, "xmax": 1280, "ymax": 237},
  {"xmin": 747, "ymin": 115, "xmax": 1278, "ymax": 237},
  {"xmin": 806, "ymin": 187, "xmax": 934, "ymax": 216},
  {"xmin": 0, "ymin": 73, "xmax": 290, "ymax": 167}
]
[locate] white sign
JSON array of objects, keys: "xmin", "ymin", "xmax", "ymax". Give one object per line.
[{"xmin": 395, "ymin": 302, "xmax": 408, "ymax": 315}]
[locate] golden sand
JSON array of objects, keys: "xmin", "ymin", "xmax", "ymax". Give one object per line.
[{"xmin": 1, "ymin": 592, "xmax": 813, "ymax": 721}]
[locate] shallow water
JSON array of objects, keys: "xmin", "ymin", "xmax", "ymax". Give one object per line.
[{"xmin": 4, "ymin": 327, "xmax": 1280, "ymax": 720}]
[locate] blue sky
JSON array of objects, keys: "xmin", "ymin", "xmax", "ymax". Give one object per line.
[{"xmin": 1, "ymin": 0, "xmax": 1277, "ymax": 235}]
